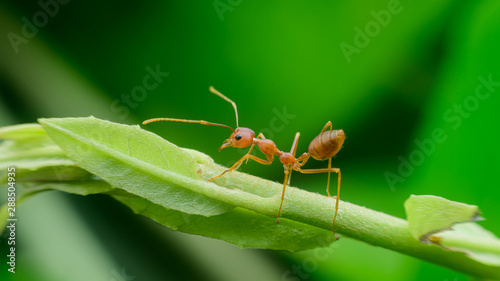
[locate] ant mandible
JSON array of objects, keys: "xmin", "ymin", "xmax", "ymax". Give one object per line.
[{"xmin": 143, "ymin": 86, "xmax": 345, "ymax": 234}]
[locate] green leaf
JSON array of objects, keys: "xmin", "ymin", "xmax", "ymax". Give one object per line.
[
  {"xmin": 0, "ymin": 123, "xmax": 70, "ymax": 168},
  {"xmin": 17, "ymin": 180, "xmax": 116, "ymax": 198},
  {"xmin": 3, "ymin": 117, "xmax": 338, "ymax": 252},
  {"xmin": 0, "ymin": 123, "xmax": 46, "ymax": 139},
  {"xmin": 405, "ymin": 195, "xmax": 500, "ymax": 269},
  {"xmin": 431, "ymin": 223, "xmax": 500, "ymax": 267},
  {"xmin": 113, "ymin": 194, "xmax": 335, "ymax": 252},
  {"xmin": 38, "ymin": 117, "xmax": 234, "ymax": 216},
  {"xmin": 16, "ymin": 180, "xmax": 335, "ymax": 252},
  {"xmin": 0, "ymin": 180, "xmax": 115, "ymax": 235},
  {"xmin": 0, "ymin": 123, "xmax": 90, "ymax": 182},
  {"xmin": 0, "ymin": 203, "xmax": 8, "ymax": 234},
  {"xmin": 404, "ymin": 194, "xmax": 481, "ymax": 241}
]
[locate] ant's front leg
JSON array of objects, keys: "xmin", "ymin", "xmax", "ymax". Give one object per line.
[
  {"xmin": 208, "ymin": 152, "xmax": 274, "ymax": 181},
  {"xmin": 241, "ymin": 133, "xmax": 267, "ymax": 166}
]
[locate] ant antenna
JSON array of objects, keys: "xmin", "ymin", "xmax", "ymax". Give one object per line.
[
  {"xmin": 142, "ymin": 118, "xmax": 235, "ymax": 132},
  {"xmin": 209, "ymin": 86, "xmax": 239, "ymax": 128}
]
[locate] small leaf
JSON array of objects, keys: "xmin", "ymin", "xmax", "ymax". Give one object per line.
[
  {"xmin": 0, "ymin": 123, "xmax": 69, "ymax": 167},
  {"xmin": 39, "ymin": 117, "xmax": 234, "ymax": 216},
  {"xmin": 0, "ymin": 203, "xmax": 8, "ymax": 234},
  {"xmin": 430, "ymin": 223, "xmax": 500, "ymax": 267},
  {"xmin": 0, "ymin": 123, "xmax": 46, "ymax": 140},
  {"xmin": 0, "ymin": 124, "xmax": 89, "ymax": 182},
  {"xmin": 18, "ymin": 180, "xmax": 116, "ymax": 198},
  {"xmin": 404, "ymin": 195, "xmax": 481, "ymax": 241},
  {"xmin": 405, "ymin": 195, "xmax": 500, "ymax": 269}
]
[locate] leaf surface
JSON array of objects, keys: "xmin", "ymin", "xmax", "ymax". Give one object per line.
[
  {"xmin": 405, "ymin": 195, "xmax": 500, "ymax": 268},
  {"xmin": 39, "ymin": 117, "xmax": 233, "ymax": 216}
]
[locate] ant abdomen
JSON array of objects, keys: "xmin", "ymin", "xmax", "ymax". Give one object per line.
[{"xmin": 308, "ymin": 129, "xmax": 345, "ymax": 161}]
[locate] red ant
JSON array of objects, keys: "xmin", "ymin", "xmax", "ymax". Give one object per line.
[{"xmin": 143, "ymin": 86, "xmax": 345, "ymax": 233}]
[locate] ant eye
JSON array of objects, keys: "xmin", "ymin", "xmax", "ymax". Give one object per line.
[{"xmin": 235, "ymin": 134, "xmax": 242, "ymax": 141}]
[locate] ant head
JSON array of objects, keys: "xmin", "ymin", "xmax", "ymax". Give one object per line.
[
  {"xmin": 143, "ymin": 87, "xmax": 253, "ymax": 151},
  {"xmin": 219, "ymin": 127, "xmax": 255, "ymax": 151}
]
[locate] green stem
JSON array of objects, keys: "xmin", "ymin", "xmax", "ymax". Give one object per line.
[{"xmin": 182, "ymin": 150, "xmax": 500, "ymax": 279}]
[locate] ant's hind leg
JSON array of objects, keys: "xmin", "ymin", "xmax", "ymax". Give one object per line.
[
  {"xmin": 320, "ymin": 121, "xmax": 333, "ymax": 134},
  {"xmin": 296, "ymin": 165, "xmax": 341, "ymax": 234}
]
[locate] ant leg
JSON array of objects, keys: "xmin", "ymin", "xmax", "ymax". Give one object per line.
[
  {"xmin": 245, "ymin": 131, "xmax": 267, "ymax": 156},
  {"xmin": 295, "ymin": 166, "xmax": 340, "ymax": 197},
  {"xmin": 243, "ymin": 133, "xmax": 267, "ymax": 165},
  {"xmin": 276, "ymin": 165, "xmax": 291, "ymax": 223},
  {"xmin": 295, "ymin": 165, "xmax": 341, "ymax": 234},
  {"xmin": 295, "ymin": 152, "xmax": 310, "ymax": 167},
  {"xmin": 327, "ymin": 158, "xmax": 332, "ymax": 197},
  {"xmin": 320, "ymin": 121, "xmax": 333, "ymax": 134},
  {"xmin": 290, "ymin": 133, "xmax": 300, "ymax": 156},
  {"xmin": 237, "ymin": 143, "xmax": 257, "ymax": 169},
  {"xmin": 208, "ymin": 153, "xmax": 274, "ymax": 181},
  {"xmin": 286, "ymin": 133, "xmax": 300, "ymax": 185}
]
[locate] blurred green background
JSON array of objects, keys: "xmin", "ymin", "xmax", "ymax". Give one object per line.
[{"xmin": 1, "ymin": 0, "xmax": 499, "ymax": 280}]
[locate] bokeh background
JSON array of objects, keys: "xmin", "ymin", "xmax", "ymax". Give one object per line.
[{"xmin": 1, "ymin": 1, "xmax": 499, "ymax": 280}]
